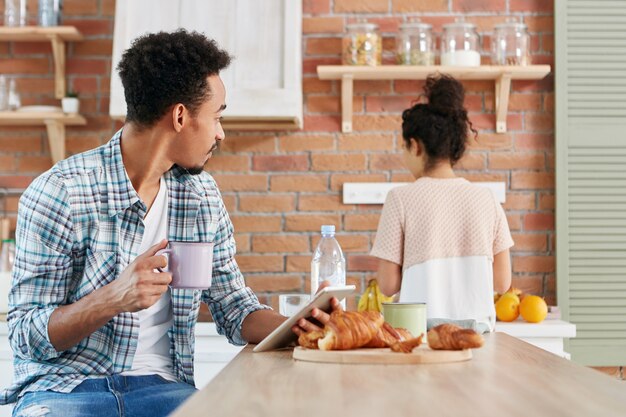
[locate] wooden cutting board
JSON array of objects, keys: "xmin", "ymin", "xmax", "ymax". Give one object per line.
[{"xmin": 293, "ymin": 344, "xmax": 472, "ymax": 364}]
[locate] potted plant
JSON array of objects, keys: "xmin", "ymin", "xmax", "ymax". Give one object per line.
[{"xmin": 61, "ymin": 91, "xmax": 80, "ymax": 114}]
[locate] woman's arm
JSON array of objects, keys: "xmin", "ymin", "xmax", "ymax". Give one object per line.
[
  {"xmin": 493, "ymin": 249, "xmax": 512, "ymax": 294},
  {"xmin": 377, "ymin": 259, "xmax": 402, "ymax": 297}
]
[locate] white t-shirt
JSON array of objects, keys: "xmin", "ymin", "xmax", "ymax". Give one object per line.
[
  {"xmin": 122, "ymin": 178, "xmax": 176, "ymax": 381},
  {"xmin": 370, "ymin": 177, "xmax": 514, "ymax": 331}
]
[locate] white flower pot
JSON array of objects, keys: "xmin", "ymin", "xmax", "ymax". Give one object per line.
[{"xmin": 61, "ymin": 97, "xmax": 80, "ymax": 114}]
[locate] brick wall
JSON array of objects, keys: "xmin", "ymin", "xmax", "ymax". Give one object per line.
[{"xmin": 0, "ymin": 1, "xmax": 555, "ymax": 313}]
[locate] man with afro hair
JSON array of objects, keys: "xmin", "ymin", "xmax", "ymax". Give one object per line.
[{"xmin": 3, "ymin": 30, "xmax": 336, "ymax": 416}]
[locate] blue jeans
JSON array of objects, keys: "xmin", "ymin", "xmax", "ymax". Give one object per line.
[{"xmin": 13, "ymin": 375, "xmax": 197, "ymax": 417}]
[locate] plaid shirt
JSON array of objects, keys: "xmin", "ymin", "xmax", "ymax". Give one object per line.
[{"xmin": 1, "ymin": 130, "xmax": 269, "ymax": 404}]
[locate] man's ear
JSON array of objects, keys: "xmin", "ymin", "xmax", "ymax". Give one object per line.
[{"xmin": 172, "ymin": 103, "xmax": 186, "ymax": 133}]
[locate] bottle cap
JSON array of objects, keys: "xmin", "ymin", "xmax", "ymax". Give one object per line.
[{"xmin": 320, "ymin": 225, "xmax": 335, "ymax": 235}]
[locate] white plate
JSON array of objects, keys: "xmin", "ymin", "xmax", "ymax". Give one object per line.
[{"xmin": 17, "ymin": 105, "xmax": 63, "ymax": 113}]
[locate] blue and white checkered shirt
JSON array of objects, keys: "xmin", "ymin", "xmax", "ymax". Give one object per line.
[{"xmin": 1, "ymin": 129, "xmax": 269, "ymax": 404}]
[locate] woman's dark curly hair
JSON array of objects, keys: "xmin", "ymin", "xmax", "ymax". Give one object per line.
[
  {"xmin": 401, "ymin": 74, "xmax": 476, "ymax": 168},
  {"xmin": 117, "ymin": 29, "xmax": 232, "ymax": 128}
]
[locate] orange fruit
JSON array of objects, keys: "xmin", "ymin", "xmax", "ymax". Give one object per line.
[
  {"xmin": 519, "ymin": 295, "xmax": 548, "ymax": 323},
  {"xmin": 495, "ymin": 293, "xmax": 520, "ymax": 322}
]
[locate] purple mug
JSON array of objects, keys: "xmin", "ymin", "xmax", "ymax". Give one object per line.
[{"xmin": 156, "ymin": 241, "xmax": 214, "ymax": 289}]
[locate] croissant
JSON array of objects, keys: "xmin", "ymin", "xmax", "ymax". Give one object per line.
[
  {"xmin": 317, "ymin": 311, "xmax": 384, "ymax": 350},
  {"xmin": 427, "ymin": 323, "xmax": 484, "ymax": 350},
  {"xmin": 364, "ymin": 322, "xmax": 413, "ymax": 348},
  {"xmin": 298, "ymin": 330, "xmax": 324, "ymax": 349}
]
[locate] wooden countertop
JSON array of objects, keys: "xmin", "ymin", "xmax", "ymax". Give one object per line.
[{"xmin": 172, "ymin": 333, "xmax": 626, "ymax": 417}]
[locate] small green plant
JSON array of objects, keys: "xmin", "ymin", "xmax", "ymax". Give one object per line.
[{"xmin": 65, "ymin": 90, "xmax": 79, "ymax": 98}]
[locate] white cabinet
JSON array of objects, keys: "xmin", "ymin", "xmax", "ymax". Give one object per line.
[
  {"xmin": 110, "ymin": 0, "xmax": 302, "ymax": 130},
  {"xmin": 495, "ymin": 319, "xmax": 576, "ymax": 359},
  {"xmin": 0, "ymin": 322, "xmax": 241, "ymax": 416}
]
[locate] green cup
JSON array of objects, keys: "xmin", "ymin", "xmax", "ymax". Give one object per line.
[{"xmin": 382, "ymin": 302, "xmax": 427, "ymax": 339}]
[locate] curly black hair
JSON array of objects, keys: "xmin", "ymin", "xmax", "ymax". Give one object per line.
[
  {"xmin": 401, "ymin": 74, "xmax": 477, "ymax": 168},
  {"xmin": 117, "ymin": 29, "xmax": 232, "ymax": 128}
]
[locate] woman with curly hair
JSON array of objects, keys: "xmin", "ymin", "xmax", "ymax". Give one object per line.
[{"xmin": 370, "ymin": 74, "xmax": 513, "ymax": 333}]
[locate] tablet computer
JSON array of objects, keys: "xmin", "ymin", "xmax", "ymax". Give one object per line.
[{"xmin": 252, "ymin": 285, "xmax": 356, "ymax": 352}]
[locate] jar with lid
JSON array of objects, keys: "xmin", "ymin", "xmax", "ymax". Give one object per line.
[
  {"xmin": 492, "ymin": 20, "xmax": 530, "ymax": 66},
  {"xmin": 441, "ymin": 20, "xmax": 481, "ymax": 67},
  {"xmin": 343, "ymin": 21, "xmax": 382, "ymax": 66},
  {"xmin": 395, "ymin": 20, "xmax": 434, "ymax": 66}
]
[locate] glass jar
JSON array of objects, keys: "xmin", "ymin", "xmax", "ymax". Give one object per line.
[
  {"xmin": 492, "ymin": 20, "xmax": 530, "ymax": 66},
  {"xmin": 395, "ymin": 21, "xmax": 434, "ymax": 66},
  {"xmin": 441, "ymin": 20, "xmax": 481, "ymax": 67},
  {"xmin": 342, "ymin": 21, "xmax": 382, "ymax": 66}
]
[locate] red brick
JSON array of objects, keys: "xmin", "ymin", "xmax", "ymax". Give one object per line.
[
  {"xmin": 231, "ymin": 216, "xmax": 282, "ymax": 232},
  {"xmin": 303, "ymin": 17, "xmax": 344, "ymax": 34},
  {"xmin": 303, "ymin": 78, "xmax": 333, "ymax": 94},
  {"xmin": 237, "ymin": 255, "xmax": 284, "ymax": 272},
  {"xmin": 0, "ymin": 156, "xmax": 14, "ymax": 172},
  {"xmin": 455, "ymin": 153, "xmax": 486, "ymax": 170},
  {"xmin": 220, "ymin": 135, "xmax": 276, "ymax": 153},
  {"xmin": 347, "ymin": 255, "xmax": 378, "ymax": 272},
  {"xmin": 4, "ymin": 196, "xmax": 19, "ymax": 212},
  {"xmin": 465, "ymin": 94, "xmax": 485, "ymax": 113},
  {"xmin": 239, "ymin": 195, "xmax": 295, "ymax": 213},
  {"xmin": 345, "ymin": 214, "xmax": 381, "ymax": 231},
  {"xmin": 524, "ymin": 113, "xmax": 554, "ymax": 132},
  {"xmin": 303, "ymin": 57, "xmax": 341, "ymax": 74},
  {"xmin": 246, "ymin": 275, "xmax": 302, "ymax": 292},
  {"xmin": 312, "ymin": 154, "xmax": 366, "ymax": 171},
  {"xmin": 511, "ymin": 172, "xmax": 554, "ymax": 190},
  {"xmin": 303, "ymin": 115, "xmax": 341, "ymax": 132},
  {"xmin": 15, "ymin": 78, "xmax": 55, "ymax": 94},
  {"xmin": 544, "ymin": 93, "xmax": 554, "ymax": 112},
  {"xmin": 213, "ymin": 174, "xmax": 267, "ymax": 191},
  {"xmin": 330, "ymin": 174, "xmax": 387, "ymax": 191},
  {"xmin": 503, "ymin": 193, "xmax": 536, "ymax": 211},
  {"xmin": 13, "ymin": 42, "xmax": 52, "ymax": 54},
  {"xmin": 73, "ymin": 39, "xmax": 113, "ymax": 56},
  {"xmin": 101, "ymin": 0, "xmax": 115, "ymax": 16},
  {"xmin": 286, "ymin": 255, "xmax": 311, "ymax": 272},
  {"xmin": 393, "ymin": 0, "xmax": 447, "ymax": 12},
  {"xmin": 253, "ymin": 235, "xmax": 310, "ymax": 253},
  {"xmin": 524, "ymin": 16, "xmax": 554, "ymax": 33},
  {"xmin": 390, "ymin": 173, "xmax": 414, "ymax": 182},
  {"xmin": 394, "ymin": 80, "xmax": 425, "ymax": 94},
  {"xmin": 489, "ymin": 153, "xmax": 545, "ymax": 170},
  {"xmin": 513, "ymin": 255, "xmax": 555, "ymax": 273},
  {"xmin": 362, "ymin": 17, "xmax": 402, "ymax": 33},
  {"xmin": 468, "ymin": 133, "xmax": 512, "ymax": 150},
  {"xmin": 0, "ymin": 136, "xmax": 42, "ymax": 153},
  {"xmin": 370, "ymin": 154, "xmax": 404, "ymax": 171},
  {"xmin": 509, "ymin": 93, "xmax": 543, "ymax": 111},
  {"xmin": 524, "ymin": 213, "xmax": 555, "ymax": 231},
  {"xmin": 306, "ymin": 38, "xmax": 342, "ymax": 55},
  {"xmin": 338, "ymin": 133, "xmax": 394, "ymax": 151},
  {"xmin": 511, "ymin": 233, "xmax": 548, "ymax": 252},
  {"xmin": 453, "ymin": 0, "xmax": 506, "ymax": 12},
  {"xmin": 252, "ymin": 155, "xmax": 309, "ymax": 172},
  {"xmin": 64, "ymin": 0, "xmax": 98, "ymax": 14},
  {"xmin": 334, "ymin": 0, "xmax": 388, "ymax": 13},
  {"xmin": 63, "ymin": 19, "xmax": 113, "ymax": 36},
  {"xmin": 285, "ymin": 214, "xmax": 342, "ymax": 232},
  {"xmin": 469, "ymin": 113, "xmax": 523, "ymax": 132},
  {"xmin": 271, "ymin": 174, "xmax": 328, "ymax": 192},
  {"xmin": 235, "ymin": 234, "xmax": 250, "ymax": 253},
  {"xmin": 353, "ymin": 115, "xmax": 400, "ymax": 132},
  {"xmin": 511, "ymin": 0, "xmax": 553, "ymax": 13},
  {"xmin": 542, "ymin": 34, "xmax": 554, "ymax": 53},
  {"xmin": 510, "ymin": 276, "xmax": 545, "ymax": 296},
  {"xmin": 205, "ymin": 155, "xmax": 249, "ymax": 172},
  {"xmin": 462, "ymin": 173, "xmax": 508, "ymax": 183},
  {"xmin": 0, "ymin": 58, "xmax": 49, "ymax": 74},
  {"xmin": 66, "ymin": 59, "xmax": 108, "ymax": 75},
  {"xmin": 17, "ymin": 155, "xmax": 51, "ymax": 172},
  {"xmin": 539, "ymin": 193, "xmax": 554, "ymax": 210},
  {"xmin": 306, "ymin": 95, "xmax": 341, "ymax": 113},
  {"xmin": 299, "ymin": 195, "xmax": 355, "ymax": 211},
  {"xmin": 66, "ymin": 135, "xmax": 100, "ymax": 154},
  {"xmin": 466, "ymin": 16, "xmax": 512, "ymax": 32},
  {"xmin": 304, "ymin": 0, "xmax": 330, "ymax": 14},
  {"xmin": 514, "ymin": 133, "xmax": 554, "ymax": 151},
  {"xmin": 365, "ymin": 96, "xmax": 414, "ymax": 113},
  {"xmin": 222, "ymin": 195, "xmax": 236, "ymax": 212},
  {"xmin": 278, "ymin": 135, "xmax": 334, "ymax": 152},
  {"xmin": 507, "ymin": 214, "xmax": 522, "ymax": 231},
  {"xmin": 354, "ymin": 81, "xmax": 393, "ymax": 94},
  {"xmin": 70, "ymin": 77, "xmax": 98, "ymax": 94}
]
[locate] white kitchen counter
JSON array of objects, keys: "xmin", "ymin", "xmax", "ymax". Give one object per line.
[{"xmin": 495, "ymin": 319, "xmax": 576, "ymax": 359}]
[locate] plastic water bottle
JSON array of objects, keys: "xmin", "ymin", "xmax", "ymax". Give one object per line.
[{"xmin": 311, "ymin": 225, "xmax": 346, "ymax": 305}]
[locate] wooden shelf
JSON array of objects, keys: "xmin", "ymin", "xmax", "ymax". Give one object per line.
[
  {"xmin": 0, "ymin": 111, "xmax": 87, "ymax": 163},
  {"xmin": 317, "ymin": 65, "xmax": 551, "ymax": 133},
  {"xmin": 0, "ymin": 26, "xmax": 83, "ymax": 99}
]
